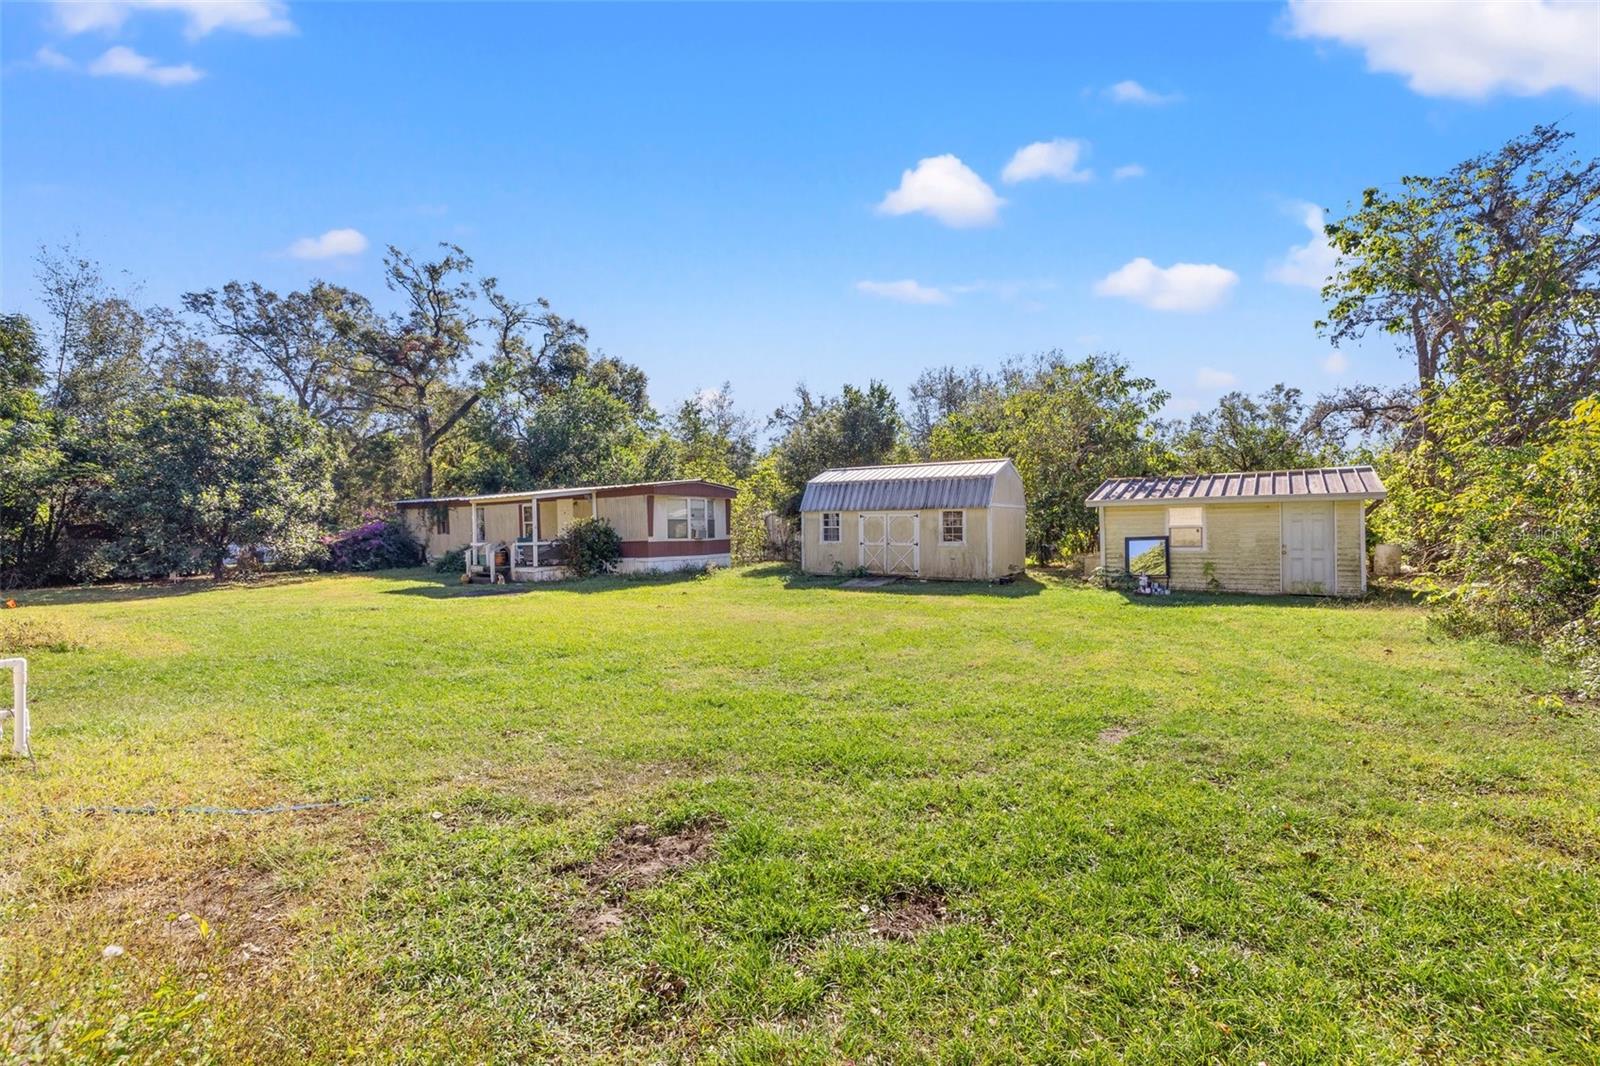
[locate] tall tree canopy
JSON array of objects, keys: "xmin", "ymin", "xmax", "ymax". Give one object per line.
[
  {"xmin": 928, "ymin": 353, "xmax": 1168, "ymax": 559},
  {"xmin": 768, "ymin": 381, "xmax": 903, "ymax": 509},
  {"xmin": 1316, "ymin": 124, "xmax": 1599, "ymax": 443},
  {"xmin": 1163, "ymin": 385, "xmax": 1335, "ymax": 473}
]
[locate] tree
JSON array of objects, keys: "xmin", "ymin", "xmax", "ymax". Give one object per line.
[
  {"xmin": 906, "ymin": 365, "xmax": 993, "ymax": 457},
  {"xmin": 182, "ymin": 281, "xmax": 347, "ymax": 421},
  {"xmin": 0, "ymin": 315, "xmax": 66, "ymax": 587},
  {"xmin": 769, "ymin": 381, "xmax": 902, "ymax": 509},
  {"xmin": 1163, "ymin": 385, "xmax": 1336, "ymax": 472},
  {"xmin": 671, "ymin": 383, "xmax": 756, "ymax": 483},
  {"xmin": 1317, "ymin": 124, "xmax": 1599, "ymax": 443},
  {"xmin": 103, "ymin": 394, "xmax": 332, "ymax": 580},
  {"xmin": 927, "ymin": 353, "xmax": 1168, "ymax": 560}
]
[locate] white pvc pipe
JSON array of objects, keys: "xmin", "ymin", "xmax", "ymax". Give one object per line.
[{"xmin": 0, "ymin": 657, "xmax": 28, "ymax": 758}]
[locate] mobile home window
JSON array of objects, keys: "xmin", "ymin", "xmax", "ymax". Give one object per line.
[
  {"xmin": 821, "ymin": 513, "xmax": 841, "ymax": 542},
  {"xmin": 1167, "ymin": 505, "xmax": 1205, "ymax": 549},
  {"xmin": 520, "ymin": 503, "xmax": 535, "ymax": 542},
  {"xmin": 941, "ymin": 510, "xmax": 964, "ymax": 543},
  {"xmin": 1125, "ymin": 536, "xmax": 1170, "ymax": 578},
  {"xmin": 665, "ymin": 497, "xmax": 717, "ymax": 540},
  {"xmin": 432, "ymin": 506, "xmax": 450, "ymax": 535}
]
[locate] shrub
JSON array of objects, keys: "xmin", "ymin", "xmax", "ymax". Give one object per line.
[
  {"xmin": 555, "ymin": 517, "xmax": 623, "ymax": 578},
  {"xmin": 432, "ymin": 546, "xmax": 467, "ymax": 574},
  {"xmin": 322, "ymin": 514, "xmax": 422, "ymax": 572}
]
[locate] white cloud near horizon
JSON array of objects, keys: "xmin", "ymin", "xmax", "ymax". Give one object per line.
[
  {"xmin": 1093, "ymin": 258, "xmax": 1239, "ymax": 312},
  {"xmin": 877, "ymin": 155, "xmax": 1004, "ymax": 227},
  {"xmin": 1112, "ymin": 163, "xmax": 1146, "ymax": 181},
  {"xmin": 1270, "ymin": 202, "xmax": 1339, "ymax": 289},
  {"xmin": 88, "ymin": 45, "xmax": 203, "ymax": 85},
  {"xmin": 1105, "ymin": 79, "xmax": 1182, "ymax": 105},
  {"xmin": 54, "ymin": 0, "xmax": 295, "ymax": 40},
  {"xmin": 287, "ymin": 228, "xmax": 369, "ymax": 260},
  {"xmin": 1286, "ymin": 0, "xmax": 1599, "ymax": 100},
  {"xmin": 1195, "ymin": 367, "xmax": 1238, "ymax": 389},
  {"xmin": 855, "ymin": 279, "xmax": 950, "ymax": 305},
  {"xmin": 1001, "ymin": 139, "xmax": 1092, "ymax": 184}
]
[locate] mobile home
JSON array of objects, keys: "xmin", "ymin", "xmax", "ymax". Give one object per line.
[{"xmin": 396, "ymin": 479, "xmax": 735, "ymax": 581}]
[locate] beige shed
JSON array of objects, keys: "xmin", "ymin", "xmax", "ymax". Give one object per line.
[
  {"xmin": 1087, "ymin": 466, "xmax": 1386, "ymax": 597},
  {"xmin": 799, "ymin": 459, "xmax": 1026, "ymax": 581}
]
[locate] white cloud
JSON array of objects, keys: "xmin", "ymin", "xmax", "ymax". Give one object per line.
[
  {"xmin": 286, "ymin": 228, "xmax": 369, "ymax": 260},
  {"xmin": 1001, "ymin": 139, "xmax": 1092, "ymax": 184},
  {"xmin": 877, "ymin": 154, "xmax": 1003, "ymax": 228},
  {"xmin": 1105, "ymin": 79, "xmax": 1182, "ymax": 105},
  {"xmin": 1112, "ymin": 163, "xmax": 1146, "ymax": 181},
  {"xmin": 1286, "ymin": 0, "xmax": 1599, "ymax": 100},
  {"xmin": 1323, "ymin": 350, "xmax": 1350, "ymax": 375},
  {"xmin": 1093, "ymin": 258, "xmax": 1239, "ymax": 312},
  {"xmin": 35, "ymin": 45, "xmax": 75, "ymax": 70},
  {"xmin": 88, "ymin": 45, "xmax": 203, "ymax": 85},
  {"xmin": 1270, "ymin": 202, "xmax": 1339, "ymax": 289},
  {"xmin": 1196, "ymin": 367, "xmax": 1238, "ymax": 389},
  {"xmin": 854, "ymin": 279, "xmax": 950, "ymax": 305},
  {"xmin": 55, "ymin": 0, "xmax": 295, "ymax": 39}
]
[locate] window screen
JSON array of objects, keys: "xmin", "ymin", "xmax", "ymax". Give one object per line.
[{"xmin": 665, "ymin": 497, "xmax": 689, "ymax": 539}]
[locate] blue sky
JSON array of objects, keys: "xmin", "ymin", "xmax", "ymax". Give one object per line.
[{"xmin": 3, "ymin": 1, "xmax": 1597, "ymax": 423}]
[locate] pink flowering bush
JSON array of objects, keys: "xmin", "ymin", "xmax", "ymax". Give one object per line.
[{"xmin": 322, "ymin": 513, "xmax": 422, "ymax": 571}]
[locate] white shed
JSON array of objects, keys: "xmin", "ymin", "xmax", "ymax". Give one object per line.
[{"xmin": 798, "ymin": 459, "xmax": 1026, "ymax": 580}]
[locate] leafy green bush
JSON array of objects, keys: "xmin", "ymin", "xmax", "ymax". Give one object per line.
[
  {"xmin": 1412, "ymin": 390, "xmax": 1600, "ymax": 691},
  {"xmin": 555, "ymin": 517, "xmax": 623, "ymax": 578},
  {"xmin": 432, "ymin": 546, "xmax": 467, "ymax": 574}
]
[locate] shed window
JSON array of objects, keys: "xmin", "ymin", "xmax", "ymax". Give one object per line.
[
  {"xmin": 1126, "ymin": 536, "xmax": 1170, "ymax": 578},
  {"xmin": 431, "ymin": 506, "xmax": 450, "ymax": 535},
  {"xmin": 665, "ymin": 497, "xmax": 717, "ymax": 539},
  {"xmin": 941, "ymin": 510, "xmax": 965, "ymax": 543},
  {"xmin": 821, "ymin": 513, "xmax": 841, "ymax": 542},
  {"xmin": 1167, "ymin": 505, "xmax": 1205, "ymax": 550}
]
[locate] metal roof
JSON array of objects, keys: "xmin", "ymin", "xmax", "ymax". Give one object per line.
[
  {"xmin": 799, "ymin": 458, "xmax": 1013, "ymax": 512},
  {"xmin": 395, "ymin": 478, "xmax": 736, "ymax": 508},
  {"xmin": 1087, "ymin": 465, "xmax": 1385, "ymax": 505}
]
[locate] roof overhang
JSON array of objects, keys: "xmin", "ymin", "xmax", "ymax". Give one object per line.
[
  {"xmin": 395, "ymin": 478, "xmax": 736, "ymax": 508},
  {"xmin": 1091, "ymin": 492, "xmax": 1385, "ymax": 507}
]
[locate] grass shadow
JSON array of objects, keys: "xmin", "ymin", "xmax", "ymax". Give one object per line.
[
  {"xmin": 381, "ymin": 566, "xmax": 717, "ymax": 598},
  {"xmin": 1108, "ymin": 586, "xmax": 1417, "ymax": 611},
  {"xmin": 761, "ymin": 566, "xmax": 1047, "ymax": 598},
  {"xmin": 8, "ymin": 572, "xmax": 321, "ymax": 608}
]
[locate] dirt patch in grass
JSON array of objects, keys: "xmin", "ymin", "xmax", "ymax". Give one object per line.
[
  {"xmin": 566, "ymin": 819, "xmax": 722, "ymax": 940},
  {"xmin": 95, "ymin": 863, "xmax": 296, "ymax": 975},
  {"xmin": 1097, "ymin": 725, "xmax": 1135, "ymax": 745},
  {"xmin": 868, "ymin": 887, "xmax": 951, "ymax": 941}
]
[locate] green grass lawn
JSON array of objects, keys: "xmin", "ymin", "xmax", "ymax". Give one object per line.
[{"xmin": 2, "ymin": 566, "xmax": 1596, "ymax": 1063}]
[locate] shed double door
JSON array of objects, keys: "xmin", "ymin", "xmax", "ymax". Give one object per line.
[
  {"xmin": 860, "ymin": 512, "xmax": 919, "ymax": 576},
  {"xmin": 1282, "ymin": 502, "xmax": 1335, "ymax": 594}
]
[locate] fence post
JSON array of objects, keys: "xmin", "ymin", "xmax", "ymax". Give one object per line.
[{"xmin": 1, "ymin": 657, "xmax": 28, "ymax": 758}]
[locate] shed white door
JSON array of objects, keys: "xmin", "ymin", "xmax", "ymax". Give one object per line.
[
  {"xmin": 859, "ymin": 512, "xmax": 919, "ymax": 576},
  {"xmin": 1282, "ymin": 502, "xmax": 1335, "ymax": 594}
]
